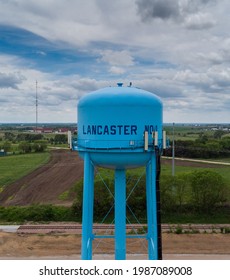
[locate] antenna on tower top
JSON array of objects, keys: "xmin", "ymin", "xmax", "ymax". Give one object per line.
[{"xmin": 36, "ymin": 80, "xmax": 38, "ymax": 133}]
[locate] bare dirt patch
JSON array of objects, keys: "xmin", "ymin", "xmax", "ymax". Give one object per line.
[
  {"xmin": 0, "ymin": 232, "xmax": 229, "ymax": 259},
  {"xmin": 0, "ymin": 150, "xmax": 83, "ymax": 206}
]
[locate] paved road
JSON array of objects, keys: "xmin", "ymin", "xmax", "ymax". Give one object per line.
[
  {"xmin": 0, "ymin": 225, "xmax": 20, "ymax": 233},
  {"xmin": 1, "ymin": 223, "xmax": 230, "ymax": 234},
  {"xmin": 162, "ymin": 156, "xmax": 230, "ymax": 166},
  {"xmin": 16, "ymin": 223, "xmax": 230, "ymax": 234}
]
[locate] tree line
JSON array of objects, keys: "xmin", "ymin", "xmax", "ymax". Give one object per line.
[
  {"xmin": 165, "ymin": 136, "xmax": 230, "ymax": 159},
  {"xmin": 71, "ymin": 169, "xmax": 229, "ymax": 222},
  {"xmin": 0, "ymin": 132, "xmax": 68, "ymax": 153}
]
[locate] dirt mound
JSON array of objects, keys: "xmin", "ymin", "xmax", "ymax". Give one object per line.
[{"xmin": 0, "ymin": 150, "xmax": 83, "ymax": 206}]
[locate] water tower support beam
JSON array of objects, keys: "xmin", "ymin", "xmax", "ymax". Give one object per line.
[
  {"xmin": 81, "ymin": 152, "xmax": 94, "ymax": 260},
  {"xmin": 146, "ymin": 162, "xmax": 154, "ymax": 259},
  {"xmin": 115, "ymin": 169, "xmax": 126, "ymax": 260},
  {"xmin": 146, "ymin": 154, "xmax": 158, "ymax": 260}
]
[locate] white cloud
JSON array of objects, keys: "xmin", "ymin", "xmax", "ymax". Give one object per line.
[
  {"xmin": 196, "ymin": 52, "xmax": 224, "ymax": 65},
  {"xmin": 136, "ymin": 0, "xmax": 217, "ymax": 30},
  {"xmin": 36, "ymin": 51, "xmax": 46, "ymax": 56},
  {"xmin": 109, "ymin": 66, "xmax": 126, "ymax": 75},
  {"xmin": 174, "ymin": 70, "xmax": 212, "ymax": 87},
  {"xmin": 208, "ymin": 67, "xmax": 230, "ymax": 88},
  {"xmin": 0, "ymin": 54, "xmax": 115, "ymax": 122},
  {"xmin": 100, "ymin": 50, "xmax": 135, "ymax": 67},
  {"xmin": 99, "ymin": 50, "xmax": 135, "ymax": 75},
  {"xmin": 0, "ymin": 72, "xmax": 26, "ymax": 89},
  {"xmin": 0, "ymin": 0, "xmax": 230, "ymax": 122},
  {"xmin": 184, "ymin": 12, "xmax": 216, "ymax": 29}
]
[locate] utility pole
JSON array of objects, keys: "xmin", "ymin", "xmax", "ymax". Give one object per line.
[
  {"xmin": 36, "ymin": 80, "xmax": 38, "ymax": 133},
  {"xmin": 172, "ymin": 122, "xmax": 175, "ymax": 176}
]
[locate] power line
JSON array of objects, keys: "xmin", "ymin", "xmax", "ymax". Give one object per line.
[{"xmin": 35, "ymin": 80, "xmax": 38, "ymax": 133}]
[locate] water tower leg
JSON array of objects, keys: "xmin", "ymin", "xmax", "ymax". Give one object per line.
[
  {"xmin": 146, "ymin": 154, "xmax": 158, "ymax": 260},
  {"xmin": 146, "ymin": 162, "xmax": 154, "ymax": 259},
  {"xmin": 88, "ymin": 158, "xmax": 94, "ymax": 258},
  {"xmin": 115, "ymin": 169, "xmax": 126, "ymax": 260},
  {"xmin": 81, "ymin": 152, "xmax": 94, "ymax": 260}
]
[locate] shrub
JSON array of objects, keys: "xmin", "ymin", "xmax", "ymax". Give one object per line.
[
  {"xmin": 18, "ymin": 141, "xmax": 32, "ymax": 153},
  {"xmin": 33, "ymin": 140, "xmax": 47, "ymax": 152},
  {"xmin": 0, "ymin": 205, "xmax": 75, "ymax": 222},
  {"xmin": 160, "ymin": 175, "xmax": 177, "ymax": 212},
  {"xmin": 190, "ymin": 170, "xmax": 228, "ymax": 214}
]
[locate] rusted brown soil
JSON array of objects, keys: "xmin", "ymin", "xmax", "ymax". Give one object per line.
[{"xmin": 0, "ymin": 150, "xmax": 84, "ymax": 206}]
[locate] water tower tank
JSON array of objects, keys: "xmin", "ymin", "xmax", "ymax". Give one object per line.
[
  {"xmin": 77, "ymin": 84, "xmax": 163, "ymax": 168},
  {"xmin": 76, "ymin": 83, "xmax": 165, "ymax": 260}
]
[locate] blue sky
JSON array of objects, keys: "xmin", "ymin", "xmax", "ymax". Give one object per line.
[{"xmin": 0, "ymin": 0, "xmax": 230, "ymax": 123}]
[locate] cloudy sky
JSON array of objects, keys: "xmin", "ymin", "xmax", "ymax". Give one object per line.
[{"xmin": 0, "ymin": 0, "xmax": 230, "ymax": 123}]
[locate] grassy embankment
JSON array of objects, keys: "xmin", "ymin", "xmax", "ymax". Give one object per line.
[
  {"xmin": 0, "ymin": 152, "xmax": 71, "ymax": 223},
  {"xmin": 0, "ymin": 152, "xmax": 50, "ymax": 192}
]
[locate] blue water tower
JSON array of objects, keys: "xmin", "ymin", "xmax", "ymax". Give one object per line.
[{"xmin": 75, "ymin": 83, "xmax": 166, "ymax": 260}]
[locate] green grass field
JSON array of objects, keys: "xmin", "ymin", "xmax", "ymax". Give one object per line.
[
  {"xmin": 162, "ymin": 163, "xmax": 230, "ymax": 185},
  {"xmin": 1, "ymin": 152, "xmax": 229, "ymax": 193},
  {"xmin": 0, "ymin": 152, "xmax": 50, "ymax": 191},
  {"xmin": 96, "ymin": 161, "xmax": 230, "ymax": 188},
  {"xmin": 0, "ymin": 152, "xmax": 229, "ymax": 223}
]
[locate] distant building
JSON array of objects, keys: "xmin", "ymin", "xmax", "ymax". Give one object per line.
[
  {"xmin": 58, "ymin": 128, "xmax": 69, "ymax": 133},
  {"xmin": 33, "ymin": 127, "xmax": 53, "ymax": 133}
]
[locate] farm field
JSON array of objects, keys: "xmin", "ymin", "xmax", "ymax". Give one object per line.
[
  {"xmin": 161, "ymin": 157, "xmax": 230, "ymax": 183},
  {"xmin": 0, "ymin": 150, "xmax": 83, "ymax": 206},
  {"xmin": 0, "ymin": 149, "xmax": 229, "ymax": 207},
  {"xmin": 0, "ymin": 147, "xmax": 229, "ymax": 260},
  {"xmin": 0, "ymin": 152, "xmax": 50, "ymax": 190}
]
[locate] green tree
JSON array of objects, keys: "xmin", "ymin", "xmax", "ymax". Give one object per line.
[
  {"xmin": 33, "ymin": 140, "xmax": 47, "ymax": 152},
  {"xmin": 54, "ymin": 134, "xmax": 67, "ymax": 144},
  {"xmin": 160, "ymin": 175, "xmax": 176, "ymax": 212},
  {"xmin": 4, "ymin": 132, "xmax": 15, "ymax": 141},
  {"xmin": 71, "ymin": 176, "xmax": 114, "ymax": 221},
  {"xmin": 18, "ymin": 141, "xmax": 32, "ymax": 153},
  {"xmin": 220, "ymin": 137, "xmax": 230, "ymax": 150},
  {"xmin": 2, "ymin": 141, "xmax": 12, "ymax": 152},
  {"xmin": 16, "ymin": 133, "xmax": 43, "ymax": 142},
  {"xmin": 93, "ymin": 178, "xmax": 114, "ymax": 218},
  {"xmin": 213, "ymin": 130, "xmax": 225, "ymax": 139},
  {"xmin": 71, "ymin": 179, "xmax": 83, "ymax": 220},
  {"xmin": 190, "ymin": 170, "xmax": 227, "ymax": 213},
  {"xmin": 173, "ymin": 173, "xmax": 191, "ymax": 210},
  {"xmin": 197, "ymin": 133, "xmax": 208, "ymax": 144},
  {"xmin": 126, "ymin": 173, "xmax": 146, "ymax": 217},
  {"xmin": 159, "ymin": 173, "xmax": 192, "ymax": 213}
]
